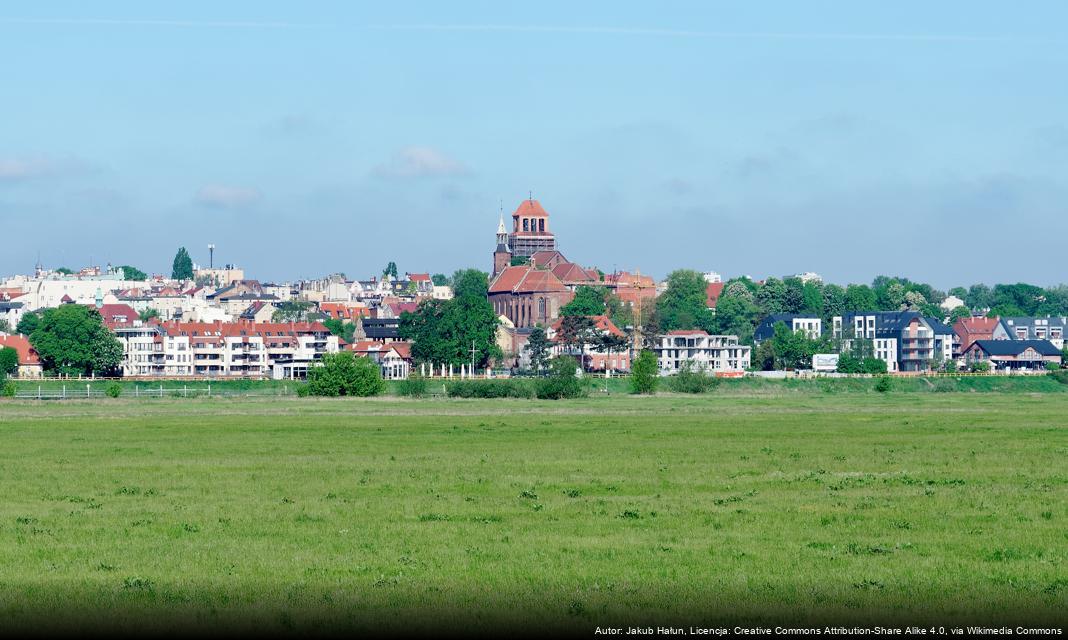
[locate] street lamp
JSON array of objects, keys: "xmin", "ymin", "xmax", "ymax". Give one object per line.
[{"xmin": 208, "ymin": 244, "xmax": 216, "ymax": 269}]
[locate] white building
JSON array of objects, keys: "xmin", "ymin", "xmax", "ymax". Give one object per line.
[
  {"xmin": 654, "ymin": 330, "xmax": 751, "ymax": 375},
  {"xmin": 703, "ymin": 271, "xmax": 722, "ymax": 284}
]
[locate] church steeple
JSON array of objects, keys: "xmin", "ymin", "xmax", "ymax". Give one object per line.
[{"xmin": 492, "ymin": 206, "xmax": 512, "ymax": 278}]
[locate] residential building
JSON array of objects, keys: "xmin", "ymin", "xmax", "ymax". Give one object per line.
[
  {"xmin": 952, "ymin": 316, "xmax": 1000, "ymax": 357},
  {"xmin": 832, "ymin": 312, "xmax": 954, "ymax": 372},
  {"xmin": 703, "ymin": 271, "xmax": 722, "ymax": 284},
  {"xmin": 194, "ymin": 265, "xmax": 245, "ymax": 287},
  {"xmin": 993, "ymin": 317, "xmax": 1067, "ymax": 350},
  {"xmin": 0, "ymin": 299, "xmax": 25, "ymax": 330},
  {"xmin": 547, "ymin": 315, "xmax": 631, "ymax": 372},
  {"xmin": 754, "ymin": 314, "xmax": 822, "ymax": 343},
  {"xmin": 654, "ymin": 330, "xmax": 751, "ymax": 375},
  {"xmin": 962, "ymin": 340, "xmax": 1062, "ymax": 371},
  {"xmin": 348, "ymin": 340, "xmax": 412, "ymax": 379},
  {"xmin": 705, "ymin": 282, "xmax": 724, "ymax": 310},
  {"xmin": 0, "ymin": 334, "xmax": 43, "ymax": 378}
]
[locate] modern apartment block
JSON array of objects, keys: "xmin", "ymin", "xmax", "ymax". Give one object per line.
[
  {"xmin": 654, "ymin": 330, "xmax": 751, "ymax": 375},
  {"xmin": 993, "ymin": 317, "xmax": 1066, "ymax": 350},
  {"xmin": 832, "ymin": 312, "xmax": 954, "ymax": 372},
  {"xmin": 753, "ymin": 314, "xmax": 822, "ymax": 343},
  {"xmin": 114, "ymin": 321, "xmax": 338, "ymax": 378}
]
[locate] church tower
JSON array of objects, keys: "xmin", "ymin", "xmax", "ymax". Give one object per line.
[{"xmin": 493, "ymin": 215, "xmax": 512, "ymax": 277}]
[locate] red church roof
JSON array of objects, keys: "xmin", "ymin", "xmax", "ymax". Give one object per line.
[
  {"xmin": 512, "ymin": 198, "xmax": 549, "ymax": 218},
  {"xmin": 489, "ymin": 266, "xmax": 568, "ymax": 294}
]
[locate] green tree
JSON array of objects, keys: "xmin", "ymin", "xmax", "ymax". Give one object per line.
[
  {"xmin": 16, "ymin": 312, "xmax": 40, "ymax": 336},
  {"xmin": 451, "ymin": 269, "xmax": 489, "ymax": 300},
  {"xmin": 118, "ymin": 265, "xmax": 147, "ymax": 280},
  {"xmin": 323, "ymin": 318, "xmax": 356, "ymax": 344},
  {"xmin": 0, "ymin": 346, "xmax": 18, "ymax": 375},
  {"xmin": 630, "ymin": 350, "xmax": 659, "ymax": 394},
  {"xmin": 55, "ymin": 267, "xmax": 74, "ymax": 275},
  {"xmin": 556, "ymin": 315, "xmax": 597, "ymax": 370},
  {"xmin": 948, "ymin": 305, "xmax": 972, "ymax": 322},
  {"xmin": 756, "ymin": 278, "xmax": 787, "ymax": 315},
  {"xmin": 836, "ymin": 353, "xmax": 862, "ymax": 374},
  {"xmin": 593, "ymin": 332, "xmax": 629, "ymax": 372},
  {"xmin": 560, "ymin": 285, "xmax": 607, "ymax": 317},
  {"xmin": 383, "ymin": 261, "xmax": 399, "ymax": 280},
  {"xmin": 711, "ymin": 294, "xmax": 760, "ymax": 344},
  {"xmin": 139, "ymin": 308, "xmax": 160, "ymax": 322},
  {"xmin": 844, "ymin": 284, "xmax": 877, "ymax": 311},
  {"xmin": 822, "ymin": 284, "xmax": 846, "ymax": 322},
  {"xmin": 305, "ymin": 351, "xmax": 385, "ymax": 397},
  {"xmin": 272, "ymin": 301, "xmax": 314, "ymax": 322},
  {"xmin": 782, "ymin": 277, "xmax": 806, "ymax": 314},
  {"xmin": 431, "ymin": 273, "xmax": 447, "ymax": 286},
  {"xmin": 534, "ymin": 356, "xmax": 586, "ymax": 399},
  {"xmin": 171, "ymin": 247, "xmax": 194, "ymax": 280},
  {"xmin": 965, "ymin": 284, "xmax": 994, "ymax": 310},
  {"xmin": 801, "ymin": 281, "xmax": 824, "ymax": 315},
  {"xmin": 524, "ymin": 326, "xmax": 551, "ymax": 373},
  {"xmin": 510, "ymin": 255, "xmax": 530, "ymax": 267},
  {"xmin": 657, "ymin": 269, "xmax": 715, "ymax": 332},
  {"xmin": 30, "ymin": 305, "xmax": 123, "ymax": 376},
  {"xmin": 399, "ymin": 296, "xmax": 501, "ymax": 368},
  {"xmin": 768, "ymin": 322, "xmax": 832, "ymax": 370},
  {"xmin": 0, "ymin": 319, "xmax": 11, "ymax": 334}
]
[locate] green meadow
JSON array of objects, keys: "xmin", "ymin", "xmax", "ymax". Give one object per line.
[{"xmin": 0, "ymin": 393, "xmax": 1065, "ymax": 633}]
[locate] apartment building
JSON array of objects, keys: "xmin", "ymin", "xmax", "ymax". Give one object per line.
[
  {"xmin": 654, "ymin": 330, "xmax": 751, "ymax": 375},
  {"xmin": 832, "ymin": 312, "xmax": 954, "ymax": 372},
  {"xmin": 993, "ymin": 317, "xmax": 1066, "ymax": 350},
  {"xmin": 753, "ymin": 314, "xmax": 822, "ymax": 343},
  {"xmin": 114, "ymin": 320, "xmax": 338, "ymax": 378}
]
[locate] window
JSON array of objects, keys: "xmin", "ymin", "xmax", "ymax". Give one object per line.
[
  {"xmin": 539, "ymin": 219, "xmax": 545, "ymax": 232},
  {"xmin": 523, "ymin": 219, "xmax": 529, "ymax": 232}
]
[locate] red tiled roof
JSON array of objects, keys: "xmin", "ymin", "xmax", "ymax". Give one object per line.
[
  {"xmin": 530, "ymin": 250, "xmax": 567, "ymax": 268},
  {"xmin": 407, "ymin": 273, "xmax": 431, "ymax": 282},
  {"xmin": 549, "ymin": 315, "xmax": 625, "ymax": 338},
  {"xmin": 706, "ymin": 282, "xmax": 724, "ymax": 308},
  {"xmin": 97, "ymin": 303, "xmax": 139, "ymax": 328},
  {"xmin": 551, "ymin": 262, "xmax": 599, "ymax": 284},
  {"xmin": 512, "ymin": 198, "xmax": 549, "ymax": 218},
  {"xmin": 667, "ymin": 329, "xmax": 709, "ymax": 336},
  {"xmin": 0, "ymin": 334, "xmax": 41, "ymax": 365},
  {"xmin": 489, "ymin": 266, "xmax": 568, "ymax": 294}
]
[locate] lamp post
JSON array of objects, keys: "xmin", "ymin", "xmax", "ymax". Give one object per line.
[{"xmin": 208, "ymin": 244, "xmax": 215, "ymax": 269}]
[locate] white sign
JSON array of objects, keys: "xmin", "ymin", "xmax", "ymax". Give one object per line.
[{"xmin": 812, "ymin": 353, "xmax": 840, "ymax": 372}]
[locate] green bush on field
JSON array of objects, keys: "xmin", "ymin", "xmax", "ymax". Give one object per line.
[
  {"xmin": 667, "ymin": 361, "xmax": 720, "ymax": 394},
  {"xmin": 395, "ymin": 373, "xmax": 429, "ymax": 397},
  {"xmin": 874, "ymin": 376, "xmax": 892, "ymax": 393},
  {"xmin": 305, "ymin": 352, "xmax": 385, "ymax": 397},
  {"xmin": 105, "ymin": 383, "xmax": 122, "ymax": 398},
  {"xmin": 1, "ymin": 380, "xmax": 16, "ymax": 397},
  {"xmin": 1049, "ymin": 369, "xmax": 1068, "ymax": 385},
  {"xmin": 630, "ymin": 350, "xmax": 659, "ymax": 395},
  {"xmin": 534, "ymin": 356, "xmax": 585, "ymax": 400},
  {"xmin": 446, "ymin": 379, "xmax": 534, "ymax": 398}
]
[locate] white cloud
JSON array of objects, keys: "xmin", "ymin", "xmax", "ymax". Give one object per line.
[
  {"xmin": 195, "ymin": 185, "xmax": 262, "ymax": 208},
  {"xmin": 373, "ymin": 146, "xmax": 469, "ymax": 178},
  {"xmin": 0, "ymin": 156, "xmax": 61, "ymax": 181}
]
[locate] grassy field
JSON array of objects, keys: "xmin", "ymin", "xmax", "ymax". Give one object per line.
[{"xmin": 0, "ymin": 394, "xmax": 1065, "ymax": 633}]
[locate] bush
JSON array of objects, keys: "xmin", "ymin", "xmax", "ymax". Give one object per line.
[
  {"xmin": 306, "ymin": 352, "xmax": 386, "ymax": 397},
  {"xmin": 1045, "ymin": 361, "xmax": 1060, "ymax": 372},
  {"xmin": 1, "ymin": 380, "xmax": 15, "ymax": 397},
  {"xmin": 445, "ymin": 379, "xmax": 534, "ymax": 398},
  {"xmin": 970, "ymin": 361, "xmax": 991, "ymax": 373},
  {"xmin": 667, "ymin": 361, "xmax": 720, "ymax": 394},
  {"xmin": 874, "ymin": 376, "xmax": 892, "ymax": 393},
  {"xmin": 105, "ymin": 382, "xmax": 122, "ymax": 398},
  {"xmin": 630, "ymin": 350, "xmax": 659, "ymax": 395},
  {"xmin": 534, "ymin": 356, "xmax": 585, "ymax": 399},
  {"xmin": 861, "ymin": 357, "xmax": 888, "ymax": 375},
  {"xmin": 295, "ymin": 384, "xmax": 312, "ymax": 397},
  {"xmin": 1048, "ymin": 369, "xmax": 1068, "ymax": 385},
  {"xmin": 395, "ymin": 373, "xmax": 429, "ymax": 397},
  {"xmin": 836, "ymin": 353, "xmax": 862, "ymax": 374}
]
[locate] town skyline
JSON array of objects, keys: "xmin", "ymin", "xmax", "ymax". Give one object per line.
[{"xmin": 3, "ymin": 2, "xmax": 1067, "ymax": 287}]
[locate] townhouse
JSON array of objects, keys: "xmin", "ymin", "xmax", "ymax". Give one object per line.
[{"xmin": 992, "ymin": 317, "xmax": 1066, "ymax": 350}]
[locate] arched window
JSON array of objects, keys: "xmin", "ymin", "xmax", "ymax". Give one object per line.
[
  {"xmin": 523, "ymin": 218, "xmax": 529, "ymax": 232},
  {"xmin": 539, "ymin": 219, "xmax": 545, "ymax": 232}
]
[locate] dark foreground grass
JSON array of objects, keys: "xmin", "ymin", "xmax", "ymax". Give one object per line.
[{"xmin": 0, "ymin": 394, "xmax": 1065, "ymax": 634}]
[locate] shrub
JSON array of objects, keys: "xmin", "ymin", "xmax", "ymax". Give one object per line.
[
  {"xmin": 295, "ymin": 384, "xmax": 312, "ymax": 397},
  {"xmin": 970, "ymin": 361, "xmax": 991, "ymax": 373},
  {"xmin": 874, "ymin": 376, "xmax": 892, "ymax": 393},
  {"xmin": 395, "ymin": 373, "xmax": 429, "ymax": 397},
  {"xmin": 836, "ymin": 353, "xmax": 862, "ymax": 374},
  {"xmin": 630, "ymin": 350, "xmax": 659, "ymax": 395},
  {"xmin": 306, "ymin": 352, "xmax": 386, "ymax": 397},
  {"xmin": 105, "ymin": 383, "xmax": 122, "ymax": 398},
  {"xmin": 1045, "ymin": 361, "xmax": 1060, "ymax": 372},
  {"xmin": 534, "ymin": 356, "xmax": 585, "ymax": 399},
  {"xmin": 861, "ymin": 357, "xmax": 888, "ymax": 375},
  {"xmin": 1, "ymin": 380, "xmax": 15, "ymax": 397},
  {"xmin": 1048, "ymin": 369, "xmax": 1068, "ymax": 385},
  {"xmin": 445, "ymin": 379, "xmax": 534, "ymax": 398},
  {"xmin": 0, "ymin": 346, "xmax": 18, "ymax": 376},
  {"xmin": 667, "ymin": 361, "xmax": 720, "ymax": 394}
]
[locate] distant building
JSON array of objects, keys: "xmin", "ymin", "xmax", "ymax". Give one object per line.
[
  {"xmin": 952, "ymin": 316, "xmax": 1001, "ymax": 357},
  {"xmin": 654, "ymin": 330, "xmax": 751, "ymax": 375},
  {"xmin": 993, "ymin": 317, "xmax": 1066, "ymax": 350},
  {"xmin": 833, "ymin": 312, "xmax": 954, "ymax": 372},
  {"xmin": 754, "ymin": 314, "xmax": 822, "ymax": 343},
  {"xmin": 488, "ymin": 265, "xmax": 573, "ymax": 329},
  {"xmin": 962, "ymin": 340, "xmax": 1062, "ymax": 371},
  {"xmin": 0, "ymin": 334, "xmax": 43, "ymax": 378},
  {"xmin": 547, "ymin": 315, "xmax": 631, "ymax": 372},
  {"xmin": 940, "ymin": 295, "xmax": 965, "ymax": 311},
  {"xmin": 792, "ymin": 272, "xmax": 823, "ymax": 284},
  {"xmin": 508, "ymin": 198, "xmax": 557, "ymax": 259},
  {"xmin": 703, "ymin": 272, "xmax": 722, "ymax": 284}
]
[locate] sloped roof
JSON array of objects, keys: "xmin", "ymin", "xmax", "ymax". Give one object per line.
[
  {"xmin": 549, "ymin": 315, "xmax": 624, "ymax": 338},
  {"xmin": 98, "ymin": 303, "xmax": 139, "ymax": 328},
  {"xmin": 551, "ymin": 262, "xmax": 599, "ymax": 283},
  {"xmin": 705, "ymin": 282, "xmax": 724, "ymax": 308},
  {"xmin": 531, "ymin": 250, "xmax": 568, "ymax": 268},
  {"xmin": 0, "ymin": 334, "xmax": 41, "ymax": 365},
  {"xmin": 970, "ymin": 339, "xmax": 1062, "ymax": 357},
  {"xmin": 488, "ymin": 265, "xmax": 568, "ymax": 294},
  {"xmin": 512, "ymin": 198, "xmax": 549, "ymax": 218}
]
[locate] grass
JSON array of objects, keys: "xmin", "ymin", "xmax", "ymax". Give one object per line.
[{"xmin": 0, "ymin": 394, "xmax": 1065, "ymax": 633}]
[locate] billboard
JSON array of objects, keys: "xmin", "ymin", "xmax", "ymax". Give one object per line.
[{"xmin": 812, "ymin": 353, "xmax": 840, "ymax": 372}]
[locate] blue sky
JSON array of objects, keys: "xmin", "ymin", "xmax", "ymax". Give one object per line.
[{"xmin": 1, "ymin": 1, "xmax": 1066, "ymax": 287}]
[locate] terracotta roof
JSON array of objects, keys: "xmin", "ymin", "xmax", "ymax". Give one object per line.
[
  {"xmin": 0, "ymin": 334, "xmax": 41, "ymax": 365},
  {"xmin": 407, "ymin": 273, "xmax": 431, "ymax": 282},
  {"xmin": 667, "ymin": 329, "xmax": 709, "ymax": 336},
  {"xmin": 511, "ymin": 198, "xmax": 549, "ymax": 218},
  {"xmin": 530, "ymin": 250, "xmax": 568, "ymax": 267},
  {"xmin": 706, "ymin": 282, "xmax": 724, "ymax": 308},
  {"xmin": 97, "ymin": 303, "xmax": 139, "ymax": 328},
  {"xmin": 549, "ymin": 315, "xmax": 624, "ymax": 338},
  {"xmin": 489, "ymin": 266, "xmax": 569, "ymax": 294},
  {"xmin": 551, "ymin": 262, "xmax": 599, "ymax": 284}
]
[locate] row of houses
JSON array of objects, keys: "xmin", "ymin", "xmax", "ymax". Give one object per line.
[{"xmin": 753, "ymin": 312, "xmax": 1065, "ymax": 372}]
